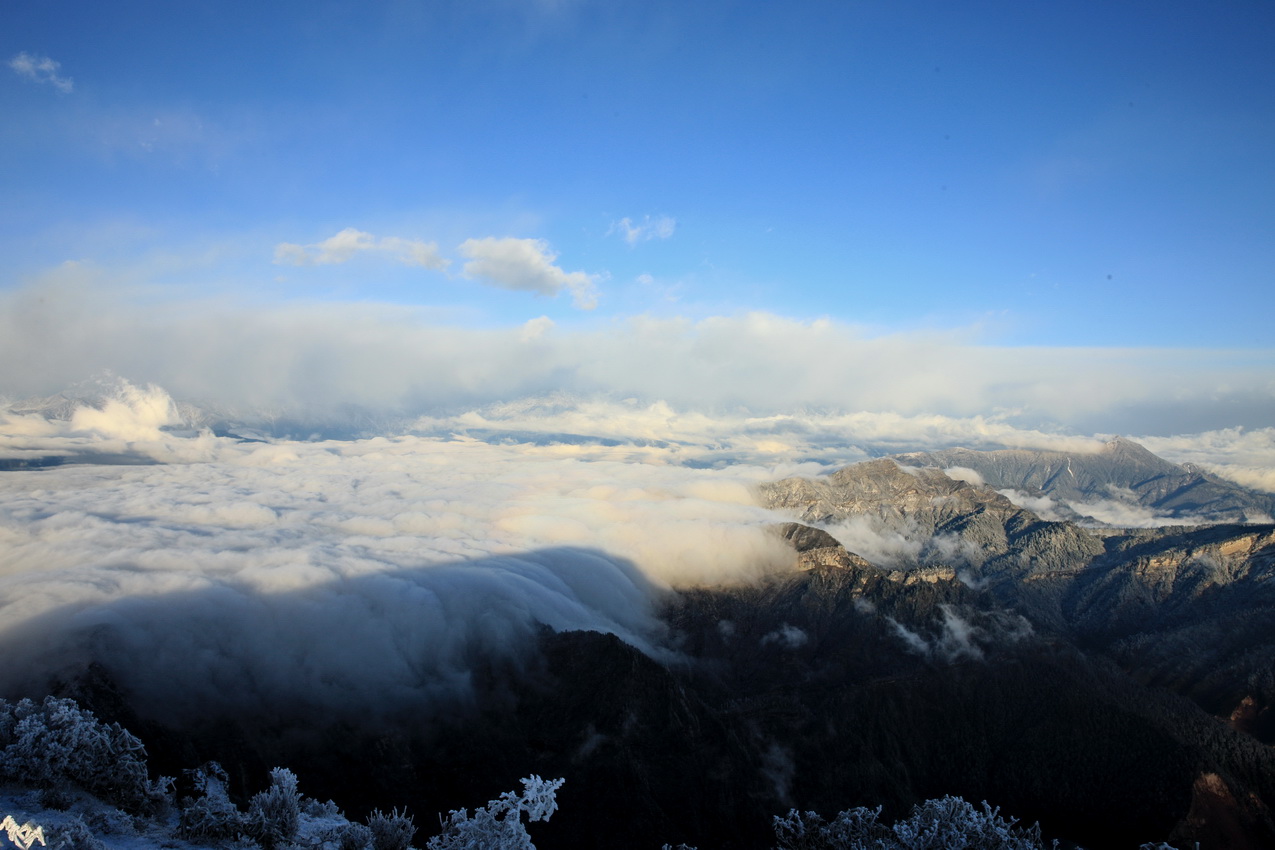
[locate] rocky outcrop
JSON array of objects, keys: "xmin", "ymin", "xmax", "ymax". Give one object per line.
[{"xmin": 761, "ymin": 458, "xmax": 1106, "ymax": 590}]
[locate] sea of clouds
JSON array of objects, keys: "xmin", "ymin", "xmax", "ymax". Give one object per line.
[
  {"xmin": 2, "ymin": 267, "xmax": 1274, "ymax": 727},
  {"xmin": 2, "ymin": 376, "xmax": 1271, "ymax": 729},
  {"xmin": 0, "ymin": 383, "xmax": 803, "ymax": 725}
]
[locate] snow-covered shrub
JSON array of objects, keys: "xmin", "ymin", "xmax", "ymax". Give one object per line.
[
  {"xmin": 305, "ymin": 797, "xmax": 344, "ymax": 819},
  {"xmin": 0, "ymin": 697, "xmax": 171, "ymax": 813},
  {"xmin": 426, "ymin": 775, "xmax": 564, "ymax": 850},
  {"xmin": 37, "ymin": 784, "xmax": 75, "ymax": 811},
  {"xmin": 82, "ymin": 806, "xmax": 138, "ymax": 837},
  {"xmin": 772, "ymin": 796, "xmax": 1054, "ymax": 850},
  {"xmin": 178, "ymin": 762, "xmax": 245, "ymax": 841},
  {"xmin": 773, "ymin": 806, "xmax": 892, "ymax": 850},
  {"xmin": 247, "ymin": 767, "xmax": 302, "ymax": 850},
  {"xmin": 367, "ymin": 808, "xmax": 415, "ymax": 850},
  {"xmin": 892, "ymin": 796, "xmax": 1048, "ymax": 850},
  {"xmin": 48, "ymin": 816, "xmax": 105, "ymax": 850},
  {"xmin": 331, "ymin": 821, "xmax": 373, "ymax": 850}
]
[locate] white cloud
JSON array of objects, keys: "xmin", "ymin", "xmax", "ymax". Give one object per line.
[
  {"xmin": 274, "ymin": 228, "xmax": 448, "ymax": 269},
  {"xmin": 997, "ymin": 489, "xmax": 1067, "ymax": 522},
  {"xmin": 0, "ymin": 419, "xmax": 796, "ymax": 723},
  {"xmin": 885, "ymin": 617, "xmax": 930, "ymax": 657},
  {"xmin": 825, "ymin": 515, "xmax": 925, "ymax": 568},
  {"xmin": 936, "ymin": 604, "xmax": 985, "ymax": 662},
  {"xmin": 519, "ymin": 315, "xmax": 555, "ymax": 342},
  {"xmin": 943, "ymin": 466, "xmax": 984, "ymax": 486},
  {"xmin": 1063, "ymin": 497, "xmax": 1206, "ymax": 529},
  {"xmin": 761, "ymin": 623, "xmax": 809, "ymax": 649},
  {"xmin": 68, "ymin": 381, "xmax": 183, "ymax": 441},
  {"xmin": 880, "ymin": 605, "xmax": 1030, "ymax": 663},
  {"xmin": 611, "ymin": 215, "xmax": 676, "ymax": 245},
  {"xmin": 1136, "ymin": 427, "xmax": 1275, "ymax": 494},
  {"xmin": 8, "ymin": 52, "xmax": 73, "ymax": 93},
  {"xmin": 459, "ymin": 237, "xmax": 599, "ymax": 309},
  {"xmin": 2, "ymin": 272, "xmax": 1273, "ymax": 459}
]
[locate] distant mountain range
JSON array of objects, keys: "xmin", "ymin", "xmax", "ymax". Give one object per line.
[{"xmin": 891, "ymin": 436, "xmax": 1275, "ymax": 525}]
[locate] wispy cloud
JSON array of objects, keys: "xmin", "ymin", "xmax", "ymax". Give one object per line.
[
  {"xmin": 8, "ymin": 52, "xmax": 73, "ymax": 93},
  {"xmin": 274, "ymin": 228, "xmax": 449, "ymax": 269},
  {"xmin": 459, "ymin": 236, "xmax": 599, "ymax": 309},
  {"xmin": 610, "ymin": 215, "xmax": 676, "ymax": 245}
]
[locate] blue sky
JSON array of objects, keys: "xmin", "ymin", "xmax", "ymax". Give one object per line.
[{"xmin": 2, "ymin": 0, "xmax": 1274, "ymax": 433}]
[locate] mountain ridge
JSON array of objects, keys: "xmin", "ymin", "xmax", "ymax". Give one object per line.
[{"xmin": 889, "ymin": 438, "xmax": 1275, "ymax": 525}]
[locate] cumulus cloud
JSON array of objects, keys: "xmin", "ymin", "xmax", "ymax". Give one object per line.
[
  {"xmin": 459, "ymin": 237, "xmax": 599, "ymax": 309},
  {"xmin": 611, "ymin": 215, "xmax": 676, "ymax": 245},
  {"xmin": 0, "ymin": 380, "xmax": 218, "ymax": 466},
  {"xmin": 68, "ymin": 381, "xmax": 184, "ymax": 441},
  {"xmin": 9, "ymin": 52, "xmax": 73, "ymax": 93},
  {"xmin": 274, "ymin": 227, "xmax": 448, "ymax": 269}
]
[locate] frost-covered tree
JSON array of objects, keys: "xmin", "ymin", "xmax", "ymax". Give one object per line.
[
  {"xmin": 773, "ymin": 795, "xmax": 1056, "ymax": 850},
  {"xmin": 892, "ymin": 796, "xmax": 1051, "ymax": 850},
  {"xmin": 247, "ymin": 767, "xmax": 303, "ymax": 850},
  {"xmin": 0, "ymin": 697, "xmax": 170, "ymax": 813},
  {"xmin": 773, "ymin": 805, "xmax": 893, "ymax": 850},
  {"xmin": 48, "ymin": 815, "xmax": 105, "ymax": 850},
  {"xmin": 177, "ymin": 761, "xmax": 245, "ymax": 841},
  {"xmin": 332, "ymin": 821, "xmax": 374, "ymax": 850},
  {"xmin": 368, "ymin": 807, "xmax": 415, "ymax": 850},
  {"xmin": 426, "ymin": 775, "xmax": 564, "ymax": 850}
]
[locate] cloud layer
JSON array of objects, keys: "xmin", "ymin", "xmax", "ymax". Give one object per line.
[
  {"xmin": 3, "ymin": 272, "xmax": 1272, "ymax": 445},
  {"xmin": 0, "ymin": 390, "xmax": 794, "ymax": 722},
  {"xmin": 1, "ymin": 375, "xmax": 1272, "ymax": 734}
]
